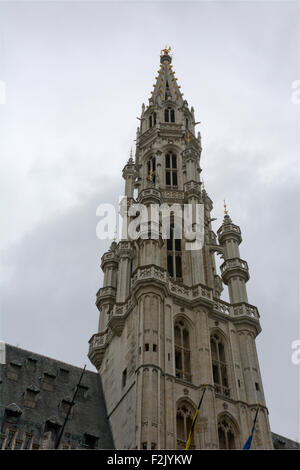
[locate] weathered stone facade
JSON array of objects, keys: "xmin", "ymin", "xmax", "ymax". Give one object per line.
[
  {"xmin": 0, "ymin": 344, "xmax": 114, "ymax": 449},
  {"xmin": 88, "ymin": 49, "xmax": 275, "ymax": 449}
]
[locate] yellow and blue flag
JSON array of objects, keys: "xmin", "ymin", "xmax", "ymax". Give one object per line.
[
  {"xmin": 185, "ymin": 384, "xmax": 208, "ymax": 450},
  {"xmin": 242, "ymin": 404, "xmax": 260, "ymax": 450}
]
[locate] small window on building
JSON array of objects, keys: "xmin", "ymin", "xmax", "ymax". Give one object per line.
[
  {"xmin": 164, "ymin": 107, "xmax": 175, "ymax": 123},
  {"xmin": 238, "ymin": 379, "xmax": 241, "ymax": 388},
  {"xmin": 122, "ymin": 368, "xmax": 127, "ymax": 388},
  {"xmin": 7, "ymin": 362, "xmax": 22, "ymax": 381},
  {"xmin": 151, "ymin": 442, "xmax": 157, "ymax": 449},
  {"xmin": 153, "ymin": 344, "xmax": 157, "ymax": 352},
  {"xmin": 142, "ymin": 442, "xmax": 147, "ymax": 449},
  {"xmin": 76, "ymin": 384, "xmax": 88, "ymax": 401},
  {"xmin": 59, "ymin": 399, "xmax": 73, "ymax": 419},
  {"xmin": 145, "ymin": 343, "xmax": 149, "ymax": 352},
  {"xmin": 59, "ymin": 368, "xmax": 70, "ymax": 383},
  {"xmin": 168, "ymin": 353, "xmax": 171, "ymax": 361},
  {"xmin": 24, "ymin": 388, "xmax": 40, "ymax": 408},
  {"xmin": 26, "ymin": 357, "xmax": 37, "ymax": 372},
  {"xmin": 255, "ymin": 382, "xmax": 260, "ymax": 391},
  {"xmin": 42, "ymin": 372, "xmax": 56, "ymax": 391},
  {"xmin": 84, "ymin": 433, "xmax": 98, "ymax": 450}
]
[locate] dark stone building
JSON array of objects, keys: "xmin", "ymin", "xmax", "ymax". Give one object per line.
[
  {"xmin": 272, "ymin": 432, "xmax": 300, "ymax": 450},
  {"xmin": 0, "ymin": 343, "xmax": 114, "ymax": 449}
]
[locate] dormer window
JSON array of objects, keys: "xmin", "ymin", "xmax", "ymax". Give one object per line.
[{"xmin": 164, "ymin": 107, "xmax": 175, "ymax": 123}]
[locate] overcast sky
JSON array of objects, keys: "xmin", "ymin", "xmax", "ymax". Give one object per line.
[{"xmin": 0, "ymin": 0, "xmax": 299, "ymax": 442}]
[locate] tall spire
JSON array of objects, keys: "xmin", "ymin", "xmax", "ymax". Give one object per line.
[{"xmin": 148, "ymin": 47, "xmax": 185, "ymax": 107}]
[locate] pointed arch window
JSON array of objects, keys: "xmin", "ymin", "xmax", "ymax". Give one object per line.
[
  {"xmin": 210, "ymin": 333, "xmax": 230, "ymax": 397},
  {"xmin": 167, "ymin": 223, "xmax": 182, "ymax": 280},
  {"xmin": 165, "ymin": 153, "xmax": 178, "ymax": 187},
  {"xmin": 174, "ymin": 320, "xmax": 191, "ymax": 382},
  {"xmin": 176, "ymin": 402, "xmax": 195, "ymax": 449},
  {"xmin": 147, "ymin": 156, "xmax": 156, "ymax": 183},
  {"xmin": 164, "ymin": 107, "xmax": 175, "ymax": 123},
  {"xmin": 218, "ymin": 416, "xmax": 236, "ymax": 449},
  {"xmin": 149, "ymin": 112, "xmax": 156, "ymax": 129}
]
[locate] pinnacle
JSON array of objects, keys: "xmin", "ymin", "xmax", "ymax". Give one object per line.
[
  {"xmin": 223, "ymin": 200, "xmax": 232, "ymax": 224},
  {"xmin": 147, "ymin": 47, "xmax": 185, "ymax": 107}
]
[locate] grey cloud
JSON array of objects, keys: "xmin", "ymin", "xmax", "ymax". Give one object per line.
[{"xmin": 0, "ymin": 0, "xmax": 299, "ymax": 442}]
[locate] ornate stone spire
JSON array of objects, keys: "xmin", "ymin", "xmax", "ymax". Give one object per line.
[{"xmin": 147, "ymin": 47, "xmax": 185, "ymax": 107}]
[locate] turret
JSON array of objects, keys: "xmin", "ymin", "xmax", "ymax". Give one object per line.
[
  {"xmin": 217, "ymin": 202, "xmax": 249, "ymax": 303},
  {"xmin": 122, "ymin": 151, "xmax": 136, "ymax": 199}
]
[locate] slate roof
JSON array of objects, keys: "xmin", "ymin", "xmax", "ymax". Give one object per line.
[{"xmin": 0, "ymin": 344, "xmax": 114, "ymax": 449}]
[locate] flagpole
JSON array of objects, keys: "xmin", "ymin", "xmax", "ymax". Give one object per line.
[
  {"xmin": 252, "ymin": 403, "xmax": 260, "ymax": 429},
  {"xmin": 55, "ymin": 365, "xmax": 86, "ymax": 449},
  {"xmin": 242, "ymin": 403, "xmax": 261, "ymax": 450},
  {"xmin": 185, "ymin": 384, "xmax": 208, "ymax": 450}
]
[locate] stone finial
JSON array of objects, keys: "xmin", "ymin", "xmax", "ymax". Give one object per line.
[
  {"xmin": 224, "ymin": 199, "xmax": 228, "ymax": 216},
  {"xmin": 223, "ymin": 199, "xmax": 232, "ymax": 223},
  {"xmin": 128, "ymin": 148, "xmax": 133, "ymax": 164}
]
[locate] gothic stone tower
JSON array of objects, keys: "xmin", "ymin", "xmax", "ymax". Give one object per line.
[{"xmin": 88, "ymin": 49, "xmax": 273, "ymax": 450}]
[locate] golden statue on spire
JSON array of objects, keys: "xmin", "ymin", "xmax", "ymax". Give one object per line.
[{"xmin": 161, "ymin": 46, "xmax": 171, "ymax": 56}]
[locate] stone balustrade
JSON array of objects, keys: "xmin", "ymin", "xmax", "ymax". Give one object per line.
[
  {"xmin": 233, "ymin": 303, "xmax": 260, "ymax": 319},
  {"xmin": 162, "ymin": 189, "xmax": 184, "ymax": 201},
  {"xmin": 88, "ymin": 330, "xmax": 113, "ymax": 369},
  {"xmin": 96, "ymin": 287, "xmax": 117, "ymax": 308},
  {"xmin": 217, "ymin": 223, "xmax": 241, "ymax": 237},
  {"xmin": 220, "ymin": 258, "xmax": 249, "ymax": 283}
]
